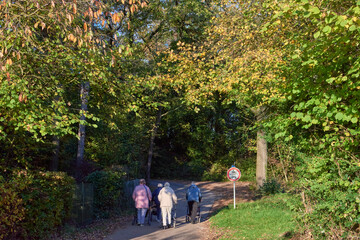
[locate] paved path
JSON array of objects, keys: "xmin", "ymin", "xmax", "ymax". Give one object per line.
[{"xmin": 105, "ymin": 180, "xmax": 215, "ymax": 240}]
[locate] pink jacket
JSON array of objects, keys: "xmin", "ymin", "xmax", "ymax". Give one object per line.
[{"xmin": 132, "ymin": 184, "xmax": 152, "ymax": 209}]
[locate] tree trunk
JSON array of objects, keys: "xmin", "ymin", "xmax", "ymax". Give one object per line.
[
  {"xmin": 76, "ymin": 81, "xmax": 90, "ymax": 182},
  {"xmin": 256, "ymin": 129, "xmax": 267, "ymax": 188},
  {"xmin": 50, "ymin": 136, "xmax": 60, "ymax": 171},
  {"xmin": 146, "ymin": 106, "xmax": 162, "ymax": 183},
  {"xmin": 252, "ymin": 106, "xmax": 268, "ymax": 188},
  {"xmin": 50, "ymin": 92, "xmax": 60, "ymax": 171}
]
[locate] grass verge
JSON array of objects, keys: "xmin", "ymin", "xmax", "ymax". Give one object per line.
[{"xmin": 209, "ymin": 193, "xmax": 298, "ymax": 240}]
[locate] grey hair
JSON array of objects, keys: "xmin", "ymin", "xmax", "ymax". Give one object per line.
[
  {"xmin": 164, "ymin": 182, "xmax": 170, "ymax": 187},
  {"xmin": 139, "ymin": 179, "xmax": 146, "ymax": 184}
]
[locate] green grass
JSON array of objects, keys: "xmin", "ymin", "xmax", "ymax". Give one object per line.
[{"xmin": 210, "ymin": 194, "xmax": 298, "ymax": 240}]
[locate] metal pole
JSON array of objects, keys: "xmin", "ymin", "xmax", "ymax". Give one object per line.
[{"xmin": 233, "ymin": 181, "xmax": 236, "ymax": 209}]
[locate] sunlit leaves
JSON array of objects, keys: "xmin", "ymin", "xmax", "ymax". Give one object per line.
[
  {"xmin": 0, "ymin": 0, "xmax": 148, "ymax": 141},
  {"xmin": 159, "ymin": 0, "xmax": 286, "ymax": 112}
]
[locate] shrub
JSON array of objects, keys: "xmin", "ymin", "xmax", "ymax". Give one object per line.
[
  {"xmin": 202, "ymin": 163, "xmax": 228, "ymax": 181},
  {"xmin": 258, "ymin": 179, "xmax": 283, "ymax": 196},
  {"xmin": 0, "ymin": 178, "xmax": 25, "ymax": 240},
  {"xmin": 85, "ymin": 170, "xmax": 126, "ymax": 219},
  {"xmin": 237, "ymin": 157, "xmax": 256, "ymax": 182},
  {"xmin": 1, "ymin": 170, "xmax": 75, "ymax": 240},
  {"xmin": 297, "ymin": 155, "xmax": 360, "ymax": 239}
]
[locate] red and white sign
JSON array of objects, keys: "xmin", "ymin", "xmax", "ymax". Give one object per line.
[{"xmin": 227, "ymin": 167, "xmax": 241, "ymax": 181}]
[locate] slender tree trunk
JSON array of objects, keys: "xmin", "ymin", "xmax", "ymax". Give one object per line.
[
  {"xmin": 51, "ymin": 136, "xmax": 60, "ymax": 171},
  {"xmin": 146, "ymin": 106, "xmax": 162, "ymax": 183},
  {"xmin": 252, "ymin": 106, "xmax": 268, "ymax": 188},
  {"xmin": 76, "ymin": 81, "xmax": 90, "ymax": 182},
  {"xmin": 50, "ymin": 92, "xmax": 60, "ymax": 171}
]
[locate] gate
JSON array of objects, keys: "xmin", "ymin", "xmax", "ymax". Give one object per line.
[
  {"xmin": 123, "ymin": 179, "xmax": 139, "ymax": 209},
  {"xmin": 72, "ymin": 182, "xmax": 94, "ymax": 226}
]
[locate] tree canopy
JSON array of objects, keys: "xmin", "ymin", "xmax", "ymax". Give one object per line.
[{"xmin": 1, "ymin": 0, "xmax": 359, "ymax": 238}]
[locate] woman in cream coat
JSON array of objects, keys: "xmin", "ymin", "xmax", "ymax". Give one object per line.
[{"xmin": 158, "ymin": 182, "xmax": 177, "ymax": 229}]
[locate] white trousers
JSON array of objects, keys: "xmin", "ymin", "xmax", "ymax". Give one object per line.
[{"xmin": 161, "ymin": 206, "xmax": 172, "ymax": 226}]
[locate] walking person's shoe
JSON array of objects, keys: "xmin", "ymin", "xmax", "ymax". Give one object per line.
[
  {"xmin": 167, "ymin": 224, "xmax": 172, "ymax": 228},
  {"xmin": 162, "ymin": 225, "xmax": 167, "ymax": 230},
  {"xmin": 140, "ymin": 224, "xmax": 144, "ymax": 227}
]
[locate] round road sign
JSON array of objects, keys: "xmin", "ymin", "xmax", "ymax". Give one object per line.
[{"xmin": 227, "ymin": 167, "xmax": 241, "ymax": 181}]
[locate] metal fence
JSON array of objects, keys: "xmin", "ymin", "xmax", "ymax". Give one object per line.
[
  {"xmin": 71, "ymin": 180, "xmax": 139, "ymax": 226},
  {"xmin": 123, "ymin": 179, "xmax": 139, "ymax": 209},
  {"xmin": 72, "ymin": 183, "xmax": 94, "ymax": 226}
]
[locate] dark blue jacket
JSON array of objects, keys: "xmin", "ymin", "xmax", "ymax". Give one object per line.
[{"xmin": 152, "ymin": 187, "xmax": 162, "ymax": 206}]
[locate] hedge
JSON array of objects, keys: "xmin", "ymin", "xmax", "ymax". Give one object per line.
[{"xmin": 0, "ymin": 170, "xmax": 75, "ymax": 240}]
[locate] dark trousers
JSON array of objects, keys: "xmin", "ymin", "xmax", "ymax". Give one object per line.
[
  {"xmin": 188, "ymin": 201, "xmax": 198, "ymax": 222},
  {"xmin": 156, "ymin": 205, "xmax": 161, "ymax": 221}
]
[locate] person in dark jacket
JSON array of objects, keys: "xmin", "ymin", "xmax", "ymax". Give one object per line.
[
  {"xmin": 152, "ymin": 183, "xmax": 163, "ymax": 223},
  {"xmin": 186, "ymin": 181, "xmax": 202, "ymax": 224}
]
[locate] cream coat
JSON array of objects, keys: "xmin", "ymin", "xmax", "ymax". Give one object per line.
[{"xmin": 158, "ymin": 186, "xmax": 177, "ymax": 208}]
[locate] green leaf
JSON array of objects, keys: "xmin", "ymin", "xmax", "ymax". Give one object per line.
[
  {"xmin": 311, "ymin": 119, "xmax": 319, "ymax": 124},
  {"xmin": 354, "ymin": 6, "xmax": 360, "ymax": 13},
  {"xmin": 296, "ymin": 112, "xmax": 304, "ymax": 119},
  {"xmin": 351, "ymin": 117, "xmax": 358, "ymax": 123},
  {"xmin": 349, "ymin": 25, "xmax": 357, "ymax": 32},
  {"xmin": 303, "ymin": 115, "xmax": 311, "ymax": 122},
  {"xmin": 314, "ymin": 31, "xmax": 321, "ymax": 39},
  {"xmin": 309, "ymin": 6, "xmax": 320, "ymax": 15},
  {"xmin": 335, "ymin": 112, "xmax": 344, "ymax": 121},
  {"xmin": 322, "ymin": 26, "xmax": 332, "ymax": 34},
  {"xmin": 326, "ymin": 77, "xmax": 335, "ymax": 83}
]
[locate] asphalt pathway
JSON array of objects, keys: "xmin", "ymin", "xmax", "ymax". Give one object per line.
[{"xmin": 105, "ymin": 180, "xmax": 215, "ymax": 240}]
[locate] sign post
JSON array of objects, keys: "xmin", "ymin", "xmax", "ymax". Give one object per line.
[{"xmin": 227, "ymin": 166, "xmax": 241, "ymax": 209}]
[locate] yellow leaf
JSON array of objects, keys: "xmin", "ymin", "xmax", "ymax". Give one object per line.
[
  {"xmin": 67, "ymin": 14, "xmax": 72, "ymax": 23},
  {"xmin": 68, "ymin": 34, "xmax": 75, "ymax": 42},
  {"xmin": 6, "ymin": 58, "xmax": 12, "ymax": 65}
]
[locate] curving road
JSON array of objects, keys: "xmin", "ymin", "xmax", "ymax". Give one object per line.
[{"xmin": 105, "ymin": 180, "xmax": 215, "ymax": 240}]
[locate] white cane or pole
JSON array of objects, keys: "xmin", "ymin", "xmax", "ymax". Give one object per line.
[{"xmin": 233, "ymin": 181, "xmax": 236, "ymax": 209}]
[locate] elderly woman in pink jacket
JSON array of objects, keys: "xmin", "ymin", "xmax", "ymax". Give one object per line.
[{"xmin": 132, "ymin": 179, "xmax": 152, "ymax": 226}]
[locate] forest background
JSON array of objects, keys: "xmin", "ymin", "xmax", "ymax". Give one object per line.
[{"xmin": 0, "ymin": 0, "xmax": 359, "ymax": 239}]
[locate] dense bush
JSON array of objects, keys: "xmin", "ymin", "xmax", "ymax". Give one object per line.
[
  {"xmin": 202, "ymin": 163, "xmax": 228, "ymax": 181},
  {"xmin": 0, "ymin": 171, "xmax": 75, "ymax": 240},
  {"xmin": 85, "ymin": 170, "xmax": 126, "ymax": 219},
  {"xmin": 0, "ymin": 178, "xmax": 25, "ymax": 240},
  {"xmin": 297, "ymin": 154, "xmax": 360, "ymax": 239},
  {"xmin": 257, "ymin": 179, "xmax": 283, "ymax": 196}
]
